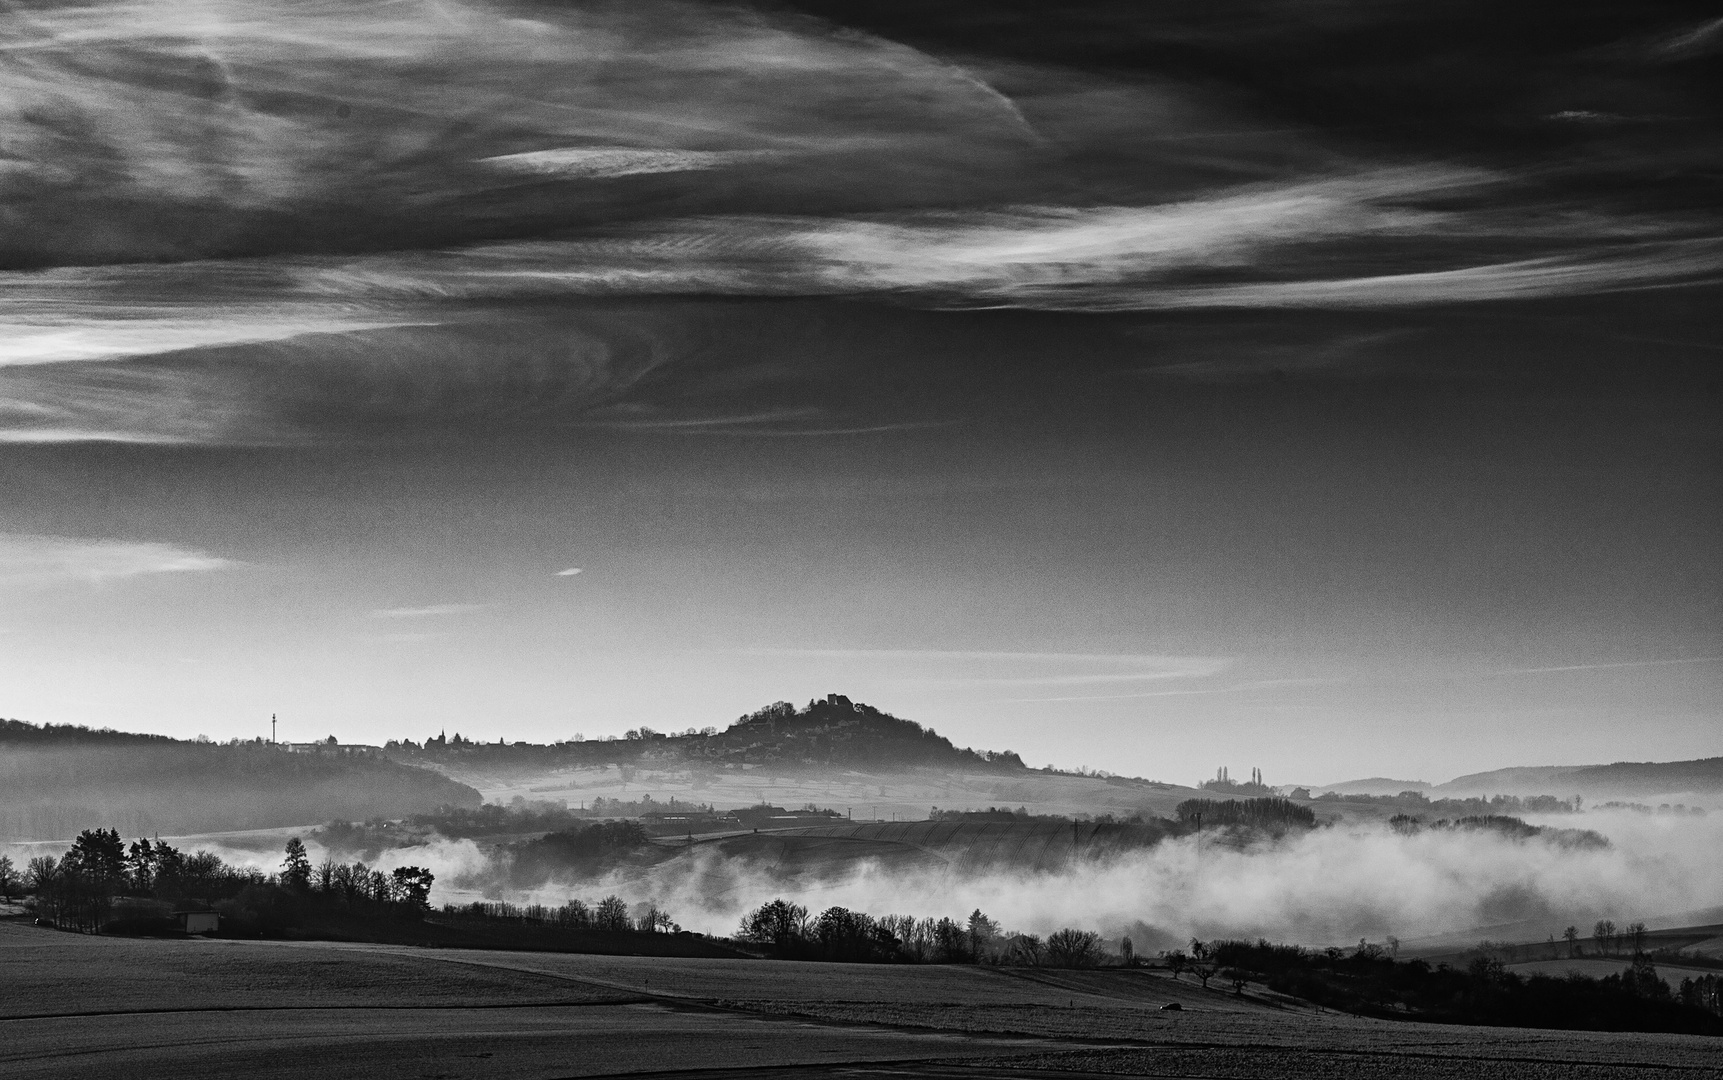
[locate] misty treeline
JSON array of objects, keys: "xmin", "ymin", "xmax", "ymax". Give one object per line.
[
  {"xmin": 733, "ymin": 898, "xmax": 1108, "ymax": 968},
  {"xmin": 509, "ymin": 821, "xmax": 651, "ymax": 885},
  {"xmin": 1175, "ymin": 797, "xmax": 1314, "ymax": 830},
  {"xmin": 1203, "ymin": 938, "xmax": 1723, "ymax": 1035},
  {"xmin": 444, "ymin": 896, "xmax": 677, "ymax": 934},
  {"xmin": 316, "ymin": 795, "xmax": 726, "ymax": 853},
  {"xmin": 1594, "ymin": 800, "xmax": 1707, "ymax": 816},
  {"xmin": 385, "ymin": 694, "xmax": 1024, "ymax": 773},
  {"xmin": 1317, "ymin": 790, "xmax": 1583, "ymax": 815},
  {"xmin": 1388, "ymin": 814, "xmax": 1609, "ymax": 849},
  {"xmin": 17, "ymin": 829, "xmax": 433, "ymax": 935},
  {"xmin": 0, "ymin": 719, "xmax": 479, "ymax": 841}
]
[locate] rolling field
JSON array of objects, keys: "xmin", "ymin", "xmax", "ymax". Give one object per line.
[
  {"xmin": 680, "ymin": 819, "xmax": 1173, "ymax": 877},
  {"xmin": 450, "ymin": 764, "xmax": 1209, "ymax": 825},
  {"xmin": 5, "ymin": 919, "xmax": 1720, "ymax": 1079}
]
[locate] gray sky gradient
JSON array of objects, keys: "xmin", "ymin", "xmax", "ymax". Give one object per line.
[{"xmin": 1, "ymin": 0, "xmax": 1718, "ymax": 784}]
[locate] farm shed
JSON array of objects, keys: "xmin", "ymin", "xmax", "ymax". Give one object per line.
[{"xmin": 178, "ymin": 911, "xmax": 219, "ymax": 934}]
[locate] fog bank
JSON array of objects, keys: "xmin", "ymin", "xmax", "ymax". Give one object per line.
[{"xmin": 478, "ymin": 811, "xmax": 1723, "ymax": 947}]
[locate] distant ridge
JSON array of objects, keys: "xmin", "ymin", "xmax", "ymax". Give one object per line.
[
  {"xmin": 390, "ymin": 694, "xmax": 1027, "ymax": 773},
  {"xmin": 0, "ymin": 718, "xmax": 481, "ymax": 841},
  {"xmin": 1434, "ymin": 757, "xmax": 1723, "ymax": 798},
  {"xmin": 1312, "ymin": 777, "xmax": 1431, "ymax": 796}
]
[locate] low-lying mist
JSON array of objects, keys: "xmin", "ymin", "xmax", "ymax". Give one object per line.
[
  {"xmin": 434, "ymin": 810, "xmax": 1723, "ymax": 949},
  {"xmin": 10, "ymin": 809, "xmax": 1714, "ymax": 953}
]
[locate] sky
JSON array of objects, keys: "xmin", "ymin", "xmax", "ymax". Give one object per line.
[{"xmin": 1, "ymin": 0, "xmax": 1719, "ymax": 785}]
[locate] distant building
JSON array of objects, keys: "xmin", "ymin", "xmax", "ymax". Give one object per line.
[
  {"xmin": 1200, "ymin": 766, "xmax": 1274, "ymax": 796},
  {"xmin": 178, "ymin": 911, "xmax": 219, "ymax": 934},
  {"xmin": 281, "ymin": 741, "xmax": 380, "ymax": 756}
]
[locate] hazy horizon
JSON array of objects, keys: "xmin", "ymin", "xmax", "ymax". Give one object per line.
[{"xmin": 2, "ymin": 0, "xmax": 1719, "ymax": 787}]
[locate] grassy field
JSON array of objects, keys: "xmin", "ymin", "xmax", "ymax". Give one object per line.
[{"xmin": 5, "ymin": 918, "xmax": 1719, "ymax": 1079}]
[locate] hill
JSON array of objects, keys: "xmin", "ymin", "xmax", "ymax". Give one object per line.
[
  {"xmin": 1311, "ymin": 777, "xmax": 1431, "ymax": 796},
  {"xmin": 1435, "ymin": 757, "xmax": 1723, "ymax": 799},
  {"xmin": 389, "ymin": 694, "xmax": 1026, "ymax": 775},
  {"xmin": 0, "ymin": 719, "xmax": 481, "ymax": 841}
]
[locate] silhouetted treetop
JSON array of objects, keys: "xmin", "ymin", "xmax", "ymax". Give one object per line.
[{"xmin": 709, "ymin": 694, "xmax": 1020, "ymax": 769}]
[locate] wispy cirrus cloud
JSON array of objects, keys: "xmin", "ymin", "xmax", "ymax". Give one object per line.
[
  {"xmin": 1, "ymin": 0, "xmax": 1718, "ymax": 449},
  {"xmin": 479, "ymin": 147, "xmax": 781, "ymax": 179},
  {"xmin": 737, "ymin": 648, "xmax": 1232, "ymax": 687},
  {"xmin": 0, "ymin": 533, "xmax": 232, "ymax": 584},
  {"xmin": 989, "ymin": 677, "xmax": 1345, "ymax": 704},
  {"xmin": 1488, "ymin": 656, "xmax": 1722, "ymax": 676},
  {"xmin": 369, "ymin": 603, "xmax": 488, "ymax": 619},
  {"xmin": 0, "ymin": 0, "xmax": 1035, "ymax": 269}
]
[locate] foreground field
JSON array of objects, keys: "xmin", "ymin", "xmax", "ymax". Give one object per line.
[{"xmin": 3, "ymin": 920, "xmax": 1719, "ymax": 1080}]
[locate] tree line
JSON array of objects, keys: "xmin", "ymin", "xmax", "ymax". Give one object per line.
[
  {"xmin": 1387, "ymin": 814, "xmax": 1609, "ymax": 849},
  {"xmin": 1175, "ymin": 797, "xmax": 1315, "ymax": 829},
  {"xmin": 734, "ymin": 898, "xmax": 1110, "ymax": 967},
  {"xmin": 442, "ymin": 897, "xmax": 677, "ymax": 934},
  {"xmin": 1202, "ymin": 936, "xmax": 1722, "ymax": 1034},
  {"xmin": 15, "ymin": 829, "xmax": 433, "ymax": 935}
]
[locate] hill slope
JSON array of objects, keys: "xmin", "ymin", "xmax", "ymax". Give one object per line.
[
  {"xmin": 0, "ymin": 719, "xmax": 481, "ymax": 840},
  {"xmin": 1435, "ymin": 757, "xmax": 1723, "ymax": 799}
]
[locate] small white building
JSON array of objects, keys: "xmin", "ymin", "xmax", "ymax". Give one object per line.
[{"xmin": 178, "ymin": 911, "xmax": 219, "ymax": 934}]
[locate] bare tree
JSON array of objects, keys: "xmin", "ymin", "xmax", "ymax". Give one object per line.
[
  {"xmin": 595, "ymin": 895, "xmax": 632, "ymax": 932},
  {"xmin": 1627, "ymin": 921, "xmax": 1649, "ymax": 958},
  {"xmin": 738, "ymin": 898, "xmax": 808, "ymax": 948},
  {"xmin": 1046, "ymin": 928, "xmax": 1103, "ymax": 968},
  {"xmin": 1564, "ymin": 926, "xmax": 1579, "ymax": 958},
  {"xmin": 1008, "ymin": 933, "xmax": 1045, "ymax": 966},
  {"xmin": 0, "ymin": 855, "xmax": 16, "ymax": 903},
  {"xmin": 1165, "ymin": 949, "xmax": 1189, "ymax": 980},
  {"xmin": 1594, "ymin": 919, "xmax": 1616, "ymax": 957},
  {"xmin": 1189, "ymin": 939, "xmax": 1218, "ymax": 989}
]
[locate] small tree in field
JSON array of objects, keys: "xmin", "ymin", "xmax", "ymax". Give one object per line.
[
  {"xmin": 1189, "ymin": 940, "xmax": 1218, "ymax": 989},
  {"xmin": 1165, "ymin": 949, "xmax": 1189, "ymax": 980},
  {"xmin": 0, "ymin": 855, "xmax": 16, "ymax": 903},
  {"xmin": 1564, "ymin": 926, "xmax": 1579, "ymax": 958}
]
